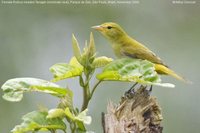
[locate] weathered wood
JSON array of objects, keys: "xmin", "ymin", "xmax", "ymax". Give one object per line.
[{"xmin": 102, "ymin": 86, "xmax": 163, "ymax": 133}]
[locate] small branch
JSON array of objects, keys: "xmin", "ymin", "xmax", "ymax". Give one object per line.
[
  {"xmin": 81, "ymin": 84, "xmax": 90, "ymax": 111},
  {"xmin": 70, "ymin": 121, "xmax": 76, "ymax": 133},
  {"xmin": 102, "ymin": 85, "xmax": 163, "ymax": 133},
  {"xmin": 80, "ymin": 74, "xmax": 91, "ymax": 111},
  {"xmin": 80, "ymin": 69, "xmax": 101, "ymax": 111},
  {"xmin": 90, "ymin": 80, "xmax": 102, "ymax": 99}
]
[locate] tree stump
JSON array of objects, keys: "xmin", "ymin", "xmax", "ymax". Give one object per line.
[{"xmin": 102, "ymin": 85, "xmax": 163, "ymax": 133}]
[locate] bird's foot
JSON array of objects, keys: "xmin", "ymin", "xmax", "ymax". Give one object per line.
[
  {"xmin": 147, "ymin": 85, "xmax": 153, "ymax": 95},
  {"xmin": 125, "ymin": 83, "xmax": 138, "ymax": 98}
]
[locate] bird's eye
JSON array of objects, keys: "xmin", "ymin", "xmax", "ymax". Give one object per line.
[{"xmin": 107, "ymin": 26, "xmax": 112, "ymax": 29}]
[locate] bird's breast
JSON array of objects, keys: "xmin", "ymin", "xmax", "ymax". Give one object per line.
[{"xmin": 110, "ymin": 42, "xmax": 124, "ymax": 58}]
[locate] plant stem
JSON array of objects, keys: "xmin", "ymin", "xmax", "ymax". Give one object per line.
[
  {"xmin": 68, "ymin": 121, "xmax": 76, "ymax": 133},
  {"xmin": 80, "ymin": 74, "xmax": 91, "ymax": 111},
  {"xmin": 90, "ymin": 80, "xmax": 102, "ymax": 99},
  {"xmin": 80, "ymin": 71, "xmax": 102, "ymax": 111},
  {"xmin": 81, "ymin": 83, "xmax": 90, "ymax": 111}
]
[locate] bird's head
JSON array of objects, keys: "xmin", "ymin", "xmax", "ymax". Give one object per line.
[{"xmin": 92, "ymin": 22, "xmax": 127, "ymax": 41}]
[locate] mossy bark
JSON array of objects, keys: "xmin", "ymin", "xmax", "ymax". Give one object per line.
[{"xmin": 102, "ymin": 85, "xmax": 163, "ymax": 133}]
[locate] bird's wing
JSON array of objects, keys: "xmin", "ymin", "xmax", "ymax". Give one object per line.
[{"xmin": 121, "ymin": 46, "xmax": 167, "ymax": 67}]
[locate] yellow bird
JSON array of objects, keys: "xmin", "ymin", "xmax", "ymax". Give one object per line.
[{"xmin": 92, "ymin": 22, "xmax": 187, "ymax": 83}]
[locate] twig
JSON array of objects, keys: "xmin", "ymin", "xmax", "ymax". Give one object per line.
[{"xmin": 90, "ymin": 80, "xmax": 102, "ymax": 99}]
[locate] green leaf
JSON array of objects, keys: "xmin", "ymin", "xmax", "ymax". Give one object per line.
[
  {"xmin": 50, "ymin": 61, "xmax": 83, "ymax": 82},
  {"xmin": 92, "ymin": 56, "xmax": 113, "ymax": 68},
  {"xmin": 64, "ymin": 108, "xmax": 91, "ymax": 131},
  {"xmin": 76, "ymin": 109, "xmax": 92, "ymax": 125},
  {"xmin": 64, "ymin": 108, "xmax": 76, "ymax": 121},
  {"xmin": 1, "ymin": 78, "xmax": 69, "ymax": 102},
  {"xmin": 69, "ymin": 56, "xmax": 84, "ymax": 69},
  {"xmin": 97, "ymin": 58, "xmax": 175, "ymax": 88},
  {"xmin": 76, "ymin": 121, "xmax": 86, "ymax": 132},
  {"xmin": 88, "ymin": 32, "xmax": 96, "ymax": 58},
  {"xmin": 11, "ymin": 111, "xmax": 66, "ymax": 133},
  {"xmin": 75, "ymin": 109, "xmax": 91, "ymax": 131},
  {"xmin": 72, "ymin": 34, "xmax": 82, "ymax": 62},
  {"xmin": 79, "ymin": 33, "xmax": 96, "ymax": 67},
  {"xmin": 47, "ymin": 108, "xmax": 65, "ymax": 119}
]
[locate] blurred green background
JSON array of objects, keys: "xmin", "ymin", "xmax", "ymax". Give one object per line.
[{"xmin": 0, "ymin": 1, "xmax": 200, "ymax": 133}]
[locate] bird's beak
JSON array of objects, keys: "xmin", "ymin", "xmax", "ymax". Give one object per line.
[{"xmin": 91, "ymin": 25, "xmax": 103, "ymax": 31}]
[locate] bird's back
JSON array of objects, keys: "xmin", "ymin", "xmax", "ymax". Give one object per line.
[{"xmin": 117, "ymin": 36, "xmax": 167, "ymax": 67}]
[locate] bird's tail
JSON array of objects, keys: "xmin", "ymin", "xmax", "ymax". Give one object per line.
[{"xmin": 155, "ymin": 64, "xmax": 191, "ymax": 83}]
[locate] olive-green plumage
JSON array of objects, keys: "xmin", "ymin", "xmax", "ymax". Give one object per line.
[{"xmin": 92, "ymin": 22, "xmax": 187, "ymax": 82}]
